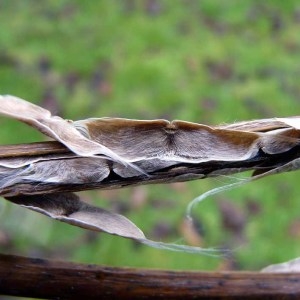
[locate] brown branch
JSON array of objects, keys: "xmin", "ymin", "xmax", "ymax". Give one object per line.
[
  {"xmin": 0, "ymin": 253, "xmax": 299, "ymax": 299},
  {"xmin": 0, "ymin": 141, "xmax": 68, "ymax": 158}
]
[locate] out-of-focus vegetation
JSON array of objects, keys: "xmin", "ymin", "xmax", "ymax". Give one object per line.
[{"xmin": 0, "ymin": 0, "xmax": 300, "ymax": 271}]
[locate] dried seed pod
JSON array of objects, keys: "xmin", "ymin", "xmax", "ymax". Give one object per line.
[{"xmin": 1, "ymin": 95, "xmax": 300, "ymax": 255}]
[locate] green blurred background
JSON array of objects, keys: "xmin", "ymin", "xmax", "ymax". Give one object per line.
[{"xmin": 0, "ymin": 0, "xmax": 300, "ymax": 271}]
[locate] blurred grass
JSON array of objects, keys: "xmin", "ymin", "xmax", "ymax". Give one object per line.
[{"xmin": 0, "ymin": 0, "xmax": 300, "ymax": 271}]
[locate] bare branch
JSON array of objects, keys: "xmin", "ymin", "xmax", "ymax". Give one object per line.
[{"xmin": 0, "ymin": 253, "xmax": 299, "ymax": 299}]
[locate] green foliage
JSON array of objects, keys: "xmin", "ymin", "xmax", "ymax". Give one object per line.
[{"xmin": 0, "ymin": 0, "xmax": 300, "ymax": 270}]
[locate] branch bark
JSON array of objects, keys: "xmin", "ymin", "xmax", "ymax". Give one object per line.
[{"xmin": 0, "ymin": 253, "xmax": 299, "ymax": 299}]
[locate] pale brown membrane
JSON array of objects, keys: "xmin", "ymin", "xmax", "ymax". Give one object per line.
[{"xmin": 1, "ymin": 95, "xmax": 300, "ymax": 255}]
